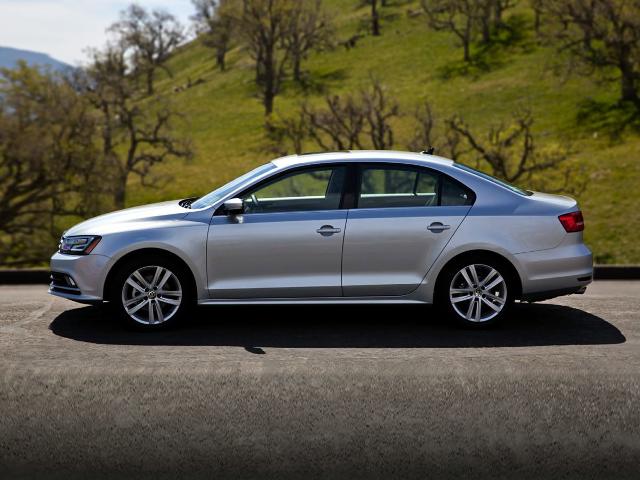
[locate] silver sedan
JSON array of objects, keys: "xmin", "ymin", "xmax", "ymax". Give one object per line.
[{"xmin": 49, "ymin": 151, "xmax": 593, "ymax": 329}]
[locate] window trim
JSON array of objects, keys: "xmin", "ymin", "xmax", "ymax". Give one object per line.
[
  {"xmin": 213, "ymin": 161, "xmax": 476, "ymax": 215},
  {"xmin": 353, "ymin": 163, "xmax": 475, "ymax": 209}
]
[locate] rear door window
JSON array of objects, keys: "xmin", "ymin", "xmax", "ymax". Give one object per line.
[{"xmin": 358, "ymin": 166, "xmax": 439, "ymax": 208}]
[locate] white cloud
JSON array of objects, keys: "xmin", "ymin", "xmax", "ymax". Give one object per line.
[{"xmin": 0, "ymin": 0, "xmax": 193, "ymax": 66}]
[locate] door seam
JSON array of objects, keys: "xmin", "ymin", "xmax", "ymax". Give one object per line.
[{"xmin": 339, "ymin": 209, "xmax": 350, "ymax": 297}]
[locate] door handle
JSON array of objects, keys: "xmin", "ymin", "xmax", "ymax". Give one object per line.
[
  {"xmin": 316, "ymin": 225, "xmax": 342, "ymax": 236},
  {"xmin": 427, "ymin": 222, "xmax": 451, "ymax": 232}
]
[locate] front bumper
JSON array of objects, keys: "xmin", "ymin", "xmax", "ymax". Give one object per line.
[{"xmin": 48, "ymin": 252, "xmax": 111, "ymax": 304}]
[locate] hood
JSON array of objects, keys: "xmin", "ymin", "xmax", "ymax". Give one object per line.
[{"xmin": 65, "ymin": 200, "xmax": 190, "ymax": 236}]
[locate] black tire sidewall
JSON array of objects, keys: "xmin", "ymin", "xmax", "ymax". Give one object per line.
[
  {"xmin": 111, "ymin": 255, "xmax": 193, "ymax": 330},
  {"xmin": 437, "ymin": 256, "xmax": 514, "ymax": 328}
]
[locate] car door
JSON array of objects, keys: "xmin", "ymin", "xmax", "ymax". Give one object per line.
[
  {"xmin": 207, "ymin": 164, "xmax": 348, "ymax": 299},
  {"xmin": 342, "ymin": 163, "xmax": 474, "ymax": 296}
]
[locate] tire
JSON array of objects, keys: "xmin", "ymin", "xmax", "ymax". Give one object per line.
[
  {"xmin": 436, "ymin": 255, "xmax": 515, "ymax": 328},
  {"xmin": 110, "ymin": 255, "xmax": 193, "ymax": 331}
]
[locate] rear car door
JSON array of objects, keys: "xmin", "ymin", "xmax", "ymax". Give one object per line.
[
  {"xmin": 342, "ymin": 163, "xmax": 474, "ymax": 296},
  {"xmin": 207, "ymin": 164, "xmax": 348, "ymax": 299}
]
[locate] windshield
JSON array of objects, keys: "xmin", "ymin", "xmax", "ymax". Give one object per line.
[
  {"xmin": 190, "ymin": 163, "xmax": 277, "ymax": 209},
  {"xmin": 453, "ymin": 163, "xmax": 532, "ymax": 196}
]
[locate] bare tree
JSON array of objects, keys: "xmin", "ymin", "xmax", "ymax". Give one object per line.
[
  {"xmin": 478, "ymin": 0, "xmax": 517, "ymax": 43},
  {"xmin": 191, "ymin": 0, "xmax": 238, "ymax": 71},
  {"xmin": 360, "ymin": 0, "xmax": 382, "ymax": 36},
  {"xmin": 110, "ymin": 4, "xmax": 185, "ymax": 95},
  {"xmin": 273, "ymin": 80, "xmax": 399, "ymax": 152},
  {"xmin": 0, "ymin": 63, "xmax": 103, "ymax": 266},
  {"xmin": 492, "ymin": 0, "xmax": 517, "ymax": 29},
  {"xmin": 422, "ymin": 0, "xmax": 517, "ymax": 58},
  {"xmin": 542, "ymin": 0, "xmax": 640, "ymax": 110},
  {"xmin": 446, "ymin": 110, "xmax": 581, "ymax": 193},
  {"xmin": 304, "ymin": 83, "xmax": 400, "ymax": 150},
  {"xmin": 301, "ymin": 96, "xmax": 366, "ymax": 150},
  {"xmin": 83, "ymin": 45, "xmax": 193, "ymax": 209},
  {"xmin": 478, "ymin": 0, "xmax": 493, "ymax": 43},
  {"xmin": 363, "ymin": 81, "xmax": 399, "ymax": 149},
  {"xmin": 266, "ymin": 110, "xmax": 308, "ymax": 154},
  {"xmin": 191, "ymin": 0, "xmax": 217, "ymax": 28},
  {"xmin": 240, "ymin": 0, "xmax": 294, "ymax": 115},
  {"xmin": 530, "ymin": 0, "xmax": 544, "ymax": 34},
  {"xmin": 284, "ymin": 0, "xmax": 332, "ymax": 83},
  {"xmin": 421, "ymin": 0, "xmax": 482, "ymax": 62},
  {"xmin": 406, "ymin": 100, "xmax": 463, "ymax": 158},
  {"xmin": 407, "ymin": 101, "xmax": 437, "ymax": 152}
]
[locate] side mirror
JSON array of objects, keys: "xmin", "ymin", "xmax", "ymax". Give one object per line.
[{"xmin": 223, "ymin": 197, "xmax": 244, "ymax": 215}]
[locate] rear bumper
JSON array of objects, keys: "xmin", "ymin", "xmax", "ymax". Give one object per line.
[
  {"xmin": 520, "ymin": 285, "xmax": 588, "ymax": 302},
  {"xmin": 48, "ymin": 252, "xmax": 110, "ymax": 304},
  {"xmin": 516, "ymin": 242, "xmax": 593, "ymax": 300}
]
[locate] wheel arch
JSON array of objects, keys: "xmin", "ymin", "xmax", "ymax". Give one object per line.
[
  {"xmin": 433, "ymin": 249, "xmax": 523, "ymax": 300},
  {"xmin": 103, "ymin": 248, "xmax": 198, "ymax": 302}
]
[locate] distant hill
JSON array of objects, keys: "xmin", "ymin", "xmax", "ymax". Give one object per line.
[{"xmin": 0, "ymin": 46, "xmax": 71, "ymax": 72}]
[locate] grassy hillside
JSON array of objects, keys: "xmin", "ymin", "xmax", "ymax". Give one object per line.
[{"xmin": 128, "ymin": 0, "xmax": 640, "ymax": 264}]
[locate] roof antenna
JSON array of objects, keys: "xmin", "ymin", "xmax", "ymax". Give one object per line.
[{"xmin": 421, "ymin": 146, "xmax": 435, "ymax": 155}]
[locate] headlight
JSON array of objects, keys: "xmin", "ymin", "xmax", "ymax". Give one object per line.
[{"xmin": 59, "ymin": 235, "xmax": 102, "ymax": 255}]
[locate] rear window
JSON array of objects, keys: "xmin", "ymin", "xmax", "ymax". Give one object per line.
[{"xmin": 454, "ymin": 163, "xmax": 532, "ymax": 196}]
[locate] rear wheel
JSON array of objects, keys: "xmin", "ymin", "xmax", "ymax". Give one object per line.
[
  {"xmin": 437, "ymin": 258, "xmax": 514, "ymax": 327},
  {"xmin": 112, "ymin": 256, "xmax": 192, "ymax": 330}
]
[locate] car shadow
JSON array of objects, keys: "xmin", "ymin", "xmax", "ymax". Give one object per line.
[{"xmin": 49, "ymin": 302, "xmax": 626, "ymax": 349}]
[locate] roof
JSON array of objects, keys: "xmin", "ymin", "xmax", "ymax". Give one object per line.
[{"xmin": 271, "ymin": 150, "xmax": 455, "ymax": 169}]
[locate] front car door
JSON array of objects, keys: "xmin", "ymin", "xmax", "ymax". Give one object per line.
[
  {"xmin": 342, "ymin": 163, "xmax": 474, "ymax": 296},
  {"xmin": 207, "ymin": 164, "xmax": 348, "ymax": 299}
]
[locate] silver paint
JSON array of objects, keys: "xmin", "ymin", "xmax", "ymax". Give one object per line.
[{"xmin": 49, "ymin": 150, "xmax": 593, "ymax": 307}]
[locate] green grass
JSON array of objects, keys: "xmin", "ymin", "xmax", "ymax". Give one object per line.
[{"xmin": 125, "ymin": 0, "xmax": 640, "ymax": 264}]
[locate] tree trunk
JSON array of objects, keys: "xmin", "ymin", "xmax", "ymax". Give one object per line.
[
  {"xmin": 461, "ymin": 18, "xmax": 473, "ymax": 62},
  {"xmin": 620, "ymin": 65, "xmax": 640, "ymax": 109},
  {"xmin": 264, "ymin": 90, "xmax": 274, "ymax": 115},
  {"xmin": 263, "ymin": 51, "xmax": 275, "ymax": 115},
  {"xmin": 146, "ymin": 70, "xmax": 154, "ymax": 96},
  {"xmin": 371, "ymin": 0, "xmax": 380, "ymax": 36},
  {"xmin": 493, "ymin": 1, "xmax": 503, "ymax": 30},
  {"xmin": 216, "ymin": 50, "xmax": 226, "ymax": 71},
  {"xmin": 463, "ymin": 37, "xmax": 471, "ymax": 62},
  {"xmin": 481, "ymin": 2, "xmax": 492, "ymax": 43},
  {"xmin": 113, "ymin": 174, "xmax": 128, "ymax": 210},
  {"xmin": 482, "ymin": 18, "xmax": 491, "ymax": 43},
  {"xmin": 293, "ymin": 55, "xmax": 302, "ymax": 83}
]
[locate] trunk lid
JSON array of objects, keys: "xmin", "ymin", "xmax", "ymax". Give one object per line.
[{"xmin": 527, "ymin": 191, "xmax": 578, "ymax": 211}]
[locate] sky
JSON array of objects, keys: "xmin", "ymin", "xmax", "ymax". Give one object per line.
[{"xmin": 0, "ymin": 0, "xmax": 194, "ymax": 66}]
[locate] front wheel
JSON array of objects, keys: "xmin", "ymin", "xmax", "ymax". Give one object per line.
[
  {"xmin": 112, "ymin": 257, "xmax": 192, "ymax": 330},
  {"xmin": 437, "ymin": 260, "xmax": 513, "ymax": 328}
]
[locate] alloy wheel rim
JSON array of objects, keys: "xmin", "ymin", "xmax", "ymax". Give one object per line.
[
  {"xmin": 121, "ymin": 266, "xmax": 182, "ymax": 325},
  {"xmin": 449, "ymin": 264, "xmax": 507, "ymax": 323}
]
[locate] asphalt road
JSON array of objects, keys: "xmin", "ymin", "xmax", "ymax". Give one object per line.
[{"xmin": 1, "ymin": 281, "xmax": 639, "ymax": 479}]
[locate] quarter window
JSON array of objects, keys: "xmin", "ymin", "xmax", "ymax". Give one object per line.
[
  {"xmin": 242, "ymin": 166, "xmax": 346, "ymax": 214},
  {"xmin": 441, "ymin": 177, "xmax": 473, "ymax": 206}
]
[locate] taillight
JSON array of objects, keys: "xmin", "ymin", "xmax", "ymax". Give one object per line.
[{"xmin": 558, "ymin": 211, "xmax": 584, "ymax": 232}]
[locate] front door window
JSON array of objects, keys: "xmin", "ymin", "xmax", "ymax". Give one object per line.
[{"xmin": 242, "ymin": 166, "xmax": 347, "ymax": 214}]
